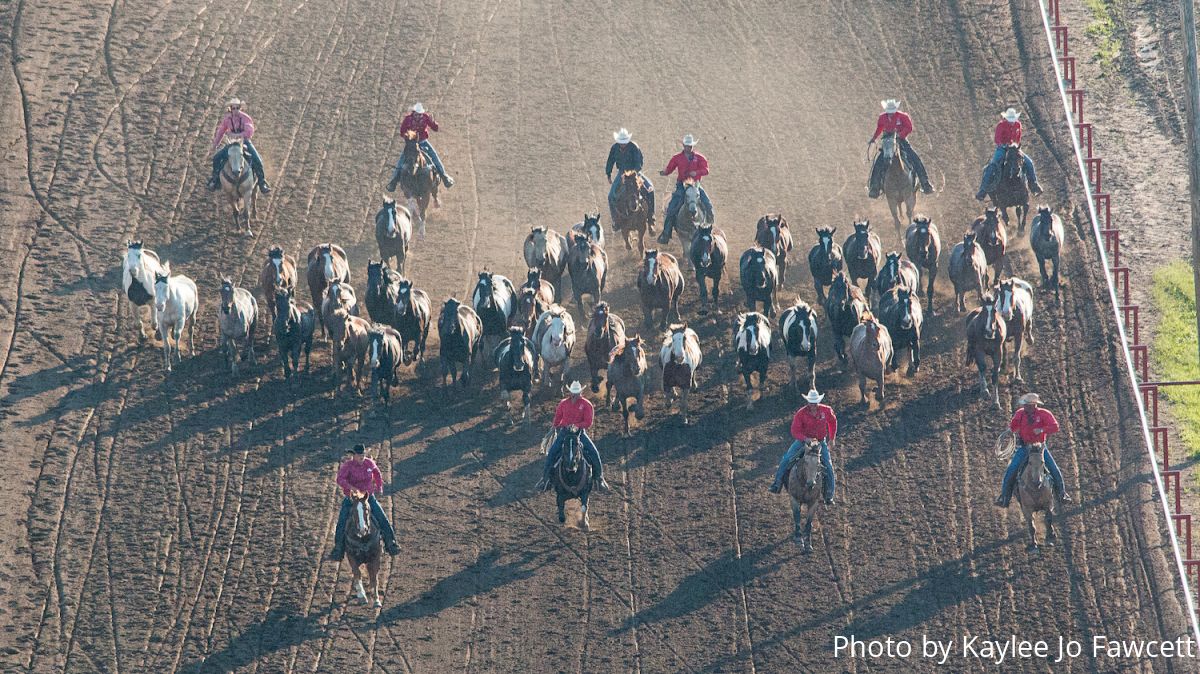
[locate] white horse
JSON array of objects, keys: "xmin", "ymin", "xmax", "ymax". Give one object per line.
[
  {"xmin": 533, "ymin": 305, "xmax": 575, "ymax": 388},
  {"xmin": 218, "ymin": 137, "xmax": 257, "ymax": 236},
  {"xmin": 122, "ymin": 240, "xmax": 164, "ymax": 340},
  {"xmin": 154, "ymin": 262, "xmax": 198, "ymax": 372},
  {"xmin": 217, "ymin": 278, "xmax": 258, "ymax": 375}
]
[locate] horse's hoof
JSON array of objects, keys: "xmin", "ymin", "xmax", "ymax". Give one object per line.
[
  {"xmin": 374, "ymin": 599, "xmax": 383, "ymax": 608},
  {"xmin": 1027, "ymin": 544, "xmax": 1040, "ymax": 553},
  {"xmin": 803, "ymin": 543, "xmax": 813, "ymax": 554}
]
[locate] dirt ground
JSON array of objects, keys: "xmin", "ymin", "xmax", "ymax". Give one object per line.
[{"xmin": 0, "ymin": 0, "xmax": 1194, "ymax": 671}]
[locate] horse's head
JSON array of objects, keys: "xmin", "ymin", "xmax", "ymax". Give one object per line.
[
  {"xmin": 505, "ymin": 327, "xmax": 530, "ymax": 372},
  {"xmin": 757, "ymin": 214, "xmax": 783, "ymax": 244},
  {"xmin": 561, "ymin": 427, "xmax": 583, "ymax": 470},
  {"xmin": 803, "ymin": 439, "xmax": 823, "ymax": 488},
  {"xmin": 694, "ymin": 225, "xmax": 716, "ymax": 267},
  {"xmin": 880, "ymin": 132, "xmax": 897, "ymax": 160},
  {"xmin": 348, "ymin": 490, "xmax": 375, "ymax": 538},
  {"xmin": 815, "ymin": 227, "xmax": 836, "ymax": 258},
  {"xmin": 667, "ymin": 324, "xmax": 689, "ymax": 364},
  {"xmin": 623, "ymin": 336, "xmax": 644, "ymax": 366},
  {"xmin": 475, "ymin": 271, "xmax": 495, "ymax": 309},
  {"xmin": 852, "ymin": 220, "xmax": 872, "ymax": 260},
  {"xmin": 440, "ymin": 298, "xmax": 463, "ymax": 335},
  {"xmin": 743, "ymin": 247, "xmax": 771, "ymax": 289},
  {"xmin": 547, "ymin": 310, "xmax": 568, "ymax": 348},
  {"xmin": 525, "ymin": 267, "xmax": 543, "ymax": 288},
  {"xmin": 910, "ymin": 216, "xmax": 933, "ymax": 249},
  {"xmin": 896, "ymin": 288, "xmax": 915, "ymax": 329},
  {"xmin": 395, "ymin": 277, "xmax": 415, "ymax": 314},
  {"xmin": 528, "ymin": 227, "xmax": 549, "ymax": 264},
  {"xmin": 962, "ymin": 230, "xmax": 979, "ymax": 255},
  {"xmin": 788, "ymin": 301, "xmax": 815, "ymax": 352},
  {"xmin": 319, "ymin": 244, "xmax": 337, "ymax": 282},
  {"xmin": 1026, "ymin": 442, "xmax": 1047, "ymax": 482},
  {"xmin": 683, "ymin": 180, "xmax": 702, "ymax": 219},
  {"xmin": 274, "ymin": 287, "xmax": 294, "ymax": 330},
  {"xmin": 1002, "ymin": 144, "xmax": 1022, "ymax": 174},
  {"xmin": 1034, "ymin": 206, "xmax": 1054, "ymax": 242},
  {"xmin": 980, "ymin": 293, "xmax": 1001, "ymax": 339},
  {"xmin": 219, "ymin": 278, "xmax": 236, "ymax": 315},
  {"xmin": 995, "ymin": 278, "xmax": 1017, "ymax": 320},
  {"xmin": 591, "ymin": 301, "xmax": 611, "ymax": 336},
  {"xmin": 829, "ymin": 272, "xmax": 849, "ymax": 307},
  {"xmin": 514, "ymin": 287, "xmax": 538, "ymax": 322},
  {"xmin": 153, "ymin": 262, "xmax": 172, "ymax": 312},
  {"xmin": 368, "ymin": 328, "xmax": 387, "ymax": 369},
  {"xmin": 736, "ymin": 313, "xmax": 766, "ymax": 356},
  {"xmin": 982, "ymin": 207, "xmax": 1000, "ymax": 239},
  {"xmin": 883, "ymin": 251, "xmax": 901, "ymax": 278},
  {"xmin": 571, "ymin": 233, "xmax": 591, "ymax": 258},
  {"xmin": 859, "ymin": 312, "xmax": 883, "ymax": 347},
  {"xmin": 227, "ymin": 139, "xmax": 247, "ymax": 174},
  {"xmin": 125, "ymin": 239, "xmax": 145, "ymax": 269},
  {"xmin": 582, "ymin": 212, "xmax": 602, "ymax": 241},
  {"xmin": 380, "ymin": 198, "xmax": 398, "ymax": 236},
  {"xmin": 642, "ymin": 249, "xmax": 660, "ymax": 284},
  {"xmin": 366, "ymin": 259, "xmax": 384, "ymax": 291}
]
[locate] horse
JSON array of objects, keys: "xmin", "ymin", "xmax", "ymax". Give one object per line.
[
  {"xmin": 550, "ymin": 427, "xmax": 594, "ymax": 530},
  {"xmin": 332, "ymin": 311, "xmax": 371, "ymax": 393},
  {"xmin": 807, "ymin": 227, "xmax": 844, "ymax": 304},
  {"xmin": 878, "ymin": 133, "xmax": 917, "ymax": 235},
  {"xmin": 321, "ymin": 281, "xmax": 360, "ymax": 356},
  {"xmin": 397, "ymin": 130, "xmax": 439, "ymax": 236},
  {"xmin": 572, "ymin": 211, "xmax": 605, "ymax": 249},
  {"xmin": 904, "ymin": 217, "xmax": 941, "ymax": 314},
  {"xmin": 878, "ymin": 287, "xmax": 923, "ymax": 376},
  {"xmin": 306, "ymin": 243, "xmax": 351, "ymax": 335},
  {"xmin": 1029, "ymin": 206, "xmax": 1064, "ymax": 298},
  {"xmin": 584, "ymin": 301, "xmax": 626, "ymax": 394},
  {"xmin": 472, "ymin": 271, "xmax": 517, "ymax": 360},
  {"xmin": 342, "ymin": 490, "xmax": 383, "ymax": 607},
  {"xmin": 734, "ymin": 312, "xmax": 772, "ymax": 409},
  {"xmin": 971, "ymin": 207, "xmax": 1007, "ymax": 286},
  {"xmin": 259, "ymin": 246, "xmax": 297, "ymax": 346},
  {"xmin": 843, "ymin": 220, "xmax": 881, "ymax": 294},
  {"xmin": 606, "ymin": 336, "xmax": 647, "ymax": 437},
  {"xmin": 217, "ymin": 278, "xmax": 257, "ymax": 376},
  {"xmin": 785, "ymin": 438, "xmax": 825, "ymax": 553},
  {"xmin": 438, "ymin": 298, "xmax": 482, "ymax": 388},
  {"xmin": 964, "ymin": 292, "xmax": 1007, "ymax": 408},
  {"xmin": 394, "ymin": 277, "xmax": 432, "ymax": 366},
  {"xmin": 510, "ymin": 287, "xmax": 548, "ymax": 339},
  {"xmin": 216, "ymin": 138, "xmax": 257, "ymax": 235},
  {"xmin": 521, "ymin": 268, "xmax": 556, "ymax": 307},
  {"xmin": 690, "ymin": 225, "xmax": 728, "ymax": 314},
  {"xmin": 780, "ymin": 299, "xmax": 819, "ymax": 392},
  {"xmin": 995, "ymin": 277, "xmax": 1036, "ymax": 382},
  {"xmin": 494, "ymin": 327, "xmax": 535, "ymax": 424},
  {"xmin": 122, "ymin": 240, "xmax": 163, "ymax": 341},
  {"xmin": 824, "ymin": 272, "xmax": 869, "ymax": 361},
  {"xmin": 365, "ymin": 260, "xmax": 400, "ymax": 327},
  {"xmin": 523, "ymin": 227, "xmax": 570, "ymax": 302},
  {"xmin": 567, "ymin": 233, "xmax": 608, "ymax": 313},
  {"xmin": 739, "ymin": 247, "xmax": 779, "ymax": 318},
  {"xmin": 375, "ymin": 197, "xmax": 413, "ymax": 274},
  {"xmin": 368, "ymin": 325, "xmax": 404, "ymax": 405},
  {"xmin": 153, "ymin": 263, "xmax": 198, "ymax": 373},
  {"xmin": 636, "ymin": 249, "xmax": 684, "ymax": 329},
  {"xmin": 660, "ymin": 324, "xmax": 702, "ymax": 425},
  {"xmin": 848, "ymin": 313, "xmax": 893, "ymax": 404},
  {"xmin": 612, "ymin": 170, "xmax": 651, "ymax": 254},
  {"xmin": 674, "ymin": 178, "xmax": 709, "ymax": 263},
  {"xmin": 533, "ymin": 305, "xmax": 576, "ymax": 389},
  {"xmin": 873, "ymin": 251, "xmax": 919, "ymax": 306},
  {"xmin": 987, "ymin": 144, "xmax": 1030, "ymax": 234},
  {"xmin": 273, "ymin": 288, "xmax": 316, "ymax": 381},
  {"xmin": 949, "ymin": 231, "xmax": 987, "ymax": 313},
  {"xmin": 755, "ymin": 214, "xmax": 794, "ymax": 287},
  {"xmin": 1016, "ymin": 442, "xmax": 1058, "ymax": 551}
]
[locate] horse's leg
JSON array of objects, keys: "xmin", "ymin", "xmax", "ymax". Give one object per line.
[
  {"xmin": 742, "ymin": 371, "xmax": 753, "ymax": 409},
  {"xmin": 1012, "ymin": 331, "xmax": 1024, "ymax": 382},
  {"xmin": 1024, "ymin": 506, "xmax": 1039, "ymax": 551},
  {"xmin": 680, "ymin": 387, "xmax": 690, "ymax": 425},
  {"xmin": 161, "ymin": 322, "xmax": 172, "ymax": 372},
  {"xmin": 370, "ymin": 558, "xmax": 382, "ymax": 607},
  {"xmin": 808, "ymin": 354, "xmax": 817, "ymax": 391},
  {"xmin": 877, "ymin": 364, "xmax": 886, "ymax": 402},
  {"xmin": 991, "ymin": 357, "xmax": 1002, "ymax": 409},
  {"xmin": 787, "ymin": 356, "xmax": 797, "ymax": 391},
  {"xmin": 580, "ymin": 491, "xmax": 591, "ymax": 531},
  {"xmin": 858, "ymin": 373, "xmax": 868, "ymax": 404},
  {"xmin": 1045, "ymin": 507, "xmax": 1057, "ymax": 543},
  {"xmin": 926, "ymin": 271, "xmax": 937, "ymax": 315},
  {"xmin": 803, "ymin": 505, "xmax": 816, "ymax": 554},
  {"xmin": 791, "ymin": 500, "xmax": 803, "ymax": 544},
  {"xmin": 556, "ymin": 492, "xmax": 566, "ymax": 524}
]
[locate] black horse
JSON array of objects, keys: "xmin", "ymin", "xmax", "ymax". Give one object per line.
[
  {"xmin": 878, "ymin": 286, "xmax": 923, "ymax": 375},
  {"xmin": 734, "ymin": 311, "xmax": 771, "ymax": 408},
  {"xmin": 824, "ymin": 272, "xmax": 868, "ymax": 361},
  {"xmin": 365, "ymin": 260, "xmax": 400, "ymax": 326},
  {"xmin": 807, "ymin": 227, "xmax": 844, "ymax": 304},
  {"xmin": 273, "ymin": 288, "xmax": 316, "ymax": 381},
  {"xmin": 739, "ymin": 246, "xmax": 779, "ymax": 318},
  {"xmin": 690, "ymin": 224, "xmax": 728, "ymax": 314},
  {"xmin": 551, "ymin": 427, "xmax": 594, "ymax": 530},
  {"xmin": 494, "ymin": 326, "xmax": 534, "ymax": 424},
  {"xmin": 394, "ymin": 277, "xmax": 431, "ymax": 366},
  {"xmin": 439, "ymin": 298, "xmax": 483, "ymax": 387},
  {"xmin": 779, "ymin": 300, "xmax": 819, "ymax": 392},
  {"xmin": 367, "ymin": 325, "xmax": 403, "ymax": 405}
]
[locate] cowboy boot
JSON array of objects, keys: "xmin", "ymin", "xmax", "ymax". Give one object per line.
[
  {"xmin": 254, "ymin": 169, "xmax": 272, "ymax": 194},
  {"xmin": 385, "ymin": 538, "xmax": 401, "ymax": 556},
  {"xmin": 207, "ymin": 171, "xmax": 221, "ymax": 191},
  {"xmin": 441, "ymin": 171, "xmax": 455, "ymax": 189},
  {"xmin": 328, "ymin": 544, "xmax": 345, "ymax": 562}
]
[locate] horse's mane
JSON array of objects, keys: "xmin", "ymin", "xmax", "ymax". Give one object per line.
[{"xmin": 860, "ymin": 311, "xmax": 876, "ymax": 324}]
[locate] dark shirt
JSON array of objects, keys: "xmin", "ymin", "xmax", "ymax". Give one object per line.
[{"xmin": 605, "ymin": 142, "xmax": 645, "ymax": 179}]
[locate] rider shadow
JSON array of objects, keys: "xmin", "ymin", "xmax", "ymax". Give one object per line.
[
  {"xmin": 8, "ymin": 356, "xmax": 100, "ymax": 421},
  {"xmin": 190, "ymin": 607, "xmax": 331, "ymax": 672},
  {"xmin": 840, "ymin": 382, "xmax": 966, "ymax": 473},
  {"xmin": 53, "ymin": 266, "xmax": 122, "ymax": 296},
  {"xmin": 378, "ymin": 547, "xmax": 549, "ymax": 623},
  {"xmin": 384, "ymin": 420, "xmax": 526, "ymax": 494}
]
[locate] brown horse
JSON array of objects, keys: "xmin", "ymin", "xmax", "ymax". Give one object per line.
[
  {"xmin": 824, "ymin": 271, "xmax": 869, "ymax": 361},
  {"xmin": 1016, "ymin": 442, "xmax": 1058, "ymax": 552},
  {"xmin": 848, "ymin": 313, "xmax": 893, "ymax": 404},
  {"xmin": 904, "ymin": 217, "xmax": 940, "ymax": 314},
  {"xmin": 971, "ymin": 207, "xmax": 1007, "ymax": 286},
  {"xmin": 606, "ymin": 336, "xmax": 648, "ymax": 437},
  {"xmin": 321, "ymin": 280, "xmax": 359, "ymax": 358},
  {"xmin": 332, "ymin": 311, "xmax": 371, "ymax": 393},
  {"xmin": 306, "ymin": 243, "xmax": 351, "ymax": 335},
  {"xmin": 785, "ymin": 438, "xmax": 825, "ymax": 553},
  {"xmin": 987, "ymin": 144, "xmax": 1030, "ymax": 234},
  {"xmin": 660, "ymin": 324, "xmax": 702, "ymax": 425},
  {"xmin": 510, "ymin": 287, "xmax": 548, "ymax": 339},
  {"xmin": 636, "ymin": 249, "xmax": 684, "ymax": 329},
  {"xmin": 567, "ymin": 233, "xmax": 608, "ymax": 312},
  {"xmin": 965, "ymin": 293, "xmax": 1007, "ymax": 408},
  {"xmin": 878, "ymin": 133, "xmax": 917, "ymax": 236},
  {"xmin": 755, "ymin": 214, "xmax": 794, "ymax": 288},
  {"xmin": 396, "ymin": 130, "xmax": 439, "ymax": 236},
  {"xmin": 523, "ymin": 227, "xmax": 570, "ymax": 302},
  {"xmin": 259, "ymin": 246, "xmax": 297, "ymax": 346},
  {"xmin": 843, "ymin": 220, "xmax": 881, "ymax": 294},
  {"xmin": 612, "ymin": 170, "xmax": 651, "ymax": 254},
  {"xmin": 342, "ymin": 490, "xmax": 383, "ymax": 607},
  {"xmin": 948, "ymin": 231, "xmax": 987, "ymax": 313},
  {"xmin": 584, "ymin": 301, "xmax": 626, "ymax": 393}
]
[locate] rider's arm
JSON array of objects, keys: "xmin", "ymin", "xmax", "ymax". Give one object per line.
[
  {"xmin": 691, "ymin": 154, "xmax": 709, "ymax": 180},
  {"xmin": 630, "ymin": 144, "xmax": 644, "ymax": 172},
  {"xmin": 826, "ymin": 408, "xmax": 838, "ymax": 443},
  {"xmin": 1040, "ymin": 410, "xmax": 1060, "ymax": 436},
  {"xmin": 425, "ymin": 115, "xmax": 439, "ymax": 133},
  {"xmin": 335, "ymin": 462, "xmax": 353, "ymax": 496},
  {"xmin": 212, "ymin": 116, "xmax": 231, "ymax": 150},
  {"xmin": 577, "ymin": 401, "xmax": 594, "ymax": 430},
  {"xmin": 661, "ymin": 154, "xmax": 679, "ymax": 177},
  {"xmin": 369, "ymin": 461, "xmax": 384, "ymax": 494},
  {"xmin": 897, "ymin": 113, "xmax": 913, "ymax": 140},
  {"xmin": 239, "ymin": 113, "xmax": 255, "ymax": 140},
  {"xmin": 605, "ymin": 145, "xmax": 617, "ymax": 180}
]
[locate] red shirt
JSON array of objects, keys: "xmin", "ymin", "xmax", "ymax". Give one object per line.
[
  {"xmin": 337, "ymin": 457, "xmax": 384, "ymax": 496},
  {"xmin": 663, "ymin": 151, "xmax": 709, "ymax": 183},
  {"xmin": 873, "ymin": 112, "xmax": 913, "ymax": 140},
  {"xmin": 1010, "ymin": 407, "xmax": 1059, "ymax": 444},
  {"xmin": 994, "ymin": 120, "xmax": 1022, "ymax": 146},
  {"xmin": 553, "ymin": 396, "xmax": 594, "ymax": 429},
  {"xmin": 400, "ymin": 112, "xmax": 440, "ymax": 141},
  {"xmin": 791, "ymin": 404, "xmax": 838, "ymax": 441}
]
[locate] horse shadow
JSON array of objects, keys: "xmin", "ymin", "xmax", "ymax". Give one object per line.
[
  {"xmin": 186, "ymin": 607, "xmax": 330, "ymax": 672},
  {"xmin": 378, "ymin": 547, "xmax": 549, "ymax": 623}
]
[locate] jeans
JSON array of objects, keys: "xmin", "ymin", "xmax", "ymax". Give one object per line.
[
  {"xmin": 419, "ymin": 139, "xmax": 447, "ymax": 176},
  {"xmin": 212, "ymin": 139, "xmax": 265, "ymax": 179},
  {"xmin": 608, "ymin": 172, "xmax": 655, "ymax": 223},
  {"xmin": 999, "ymin": 444, "xmax": 1065, "ymax": 505},
  {"xmin": 772, "ymin": 439, "xmax": 834, "ymax": 500},
  {"xmin": 869, "ymin": 137, "xmax": 930, "ymax": 194},
  {"xmin": 543, "ymin": 429, "xmax": 603, "ymax": 479},
  {"xmin": 978, "ymin": 146, "xmax": 1039, "ymax": 194},
  {"xmin": 332, "ymin": 493, "xmax": 396, "ymax": 551},
  {"xmin": 662, "ymin": 181, "xmax": 714, "ymax": 235}
]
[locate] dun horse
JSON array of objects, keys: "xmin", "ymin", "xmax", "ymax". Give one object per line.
[
  {"xmin": 375, "ymin": 197, "xmax": 413, "ymax": 274},
  {"xmin": 660, "ymin": 324, "xmax": 702, "ymax": 425},
  {"xmin": 332, "ymin": 311, "xmax": 371, "ymax": 393},
  {"xmin": 584, "ymin": 302, "xmax": 626, "ymax": 394},
  {"xmin": 965, "ymin": 293, "xmax": 1007, "ymax": 408},
  {"xmin": 154, "ymin": 263, "xmax": 198, "ymax": 373},
  {"xmin": 342, "ymin": 491, "xmax": 383, "ymax": 607},
  {"xmin": 439, "ymin": 298, "xmax": 483, "ymax": 388},
  {"xmin": 848, "ymin": 313, "xmax": 893, "ymax": 404},
  {"xmin": 1029, "ymin": 206, "xmax": 1065, "ymax": 297},
  {"xmin": 739, "ymin": 246, "xmax": 779, "ymax": 318},
  {"xmin": 523, "ymin": 227, "xmax": 570, "ymax": 302},
  {"xmin": 259, "ymin": 246, "xmax": 297, "ymax": 345},
  {"xmin": 904, "ymin": 217, "xmax": 941, "ymax": 314},
  {"xmin": 636, "ymin": 249, "xmax": 684, "ymax": 329},
  {"xmin": 786, "ymin": 439, "xmax": 825, "ymax": 553},
  {"xmin": 217, "ymin": 278, "xmax": 257, "ymax": 375},
  {"xmin": 734, "ymin": 312, "xmax": 771, "ymax": 408},
  {"xmin": 122, "ymin": 240, "xmax": 164, "ymax": 341},
  {"xmin": 1017, "ymin": 442, "xmax": 1058, "ymax": 551},
  {"xmin": 949, "ymin": 231, "xmax": 987, "ymax": 313},
  {"xmin": 690, "ymin": 225, "xmax": 728, "ymax": 314},
  {"xmin": 216, "ymin": 138, "xmax": 257, "ymax": 235},
  {"xmin": 807, "ymin": 227, "xmax": 844, "ymax": 304},
  {"xmin": 843, "ymin": 220, "xmax": 882, "ymax": 294},
  {"xmin": 606, "ymin": 336, "xmax": 648, "ymax": 437},
  {"xmin": 567, "ymin": 233, "xmax": 608, "ymax": 312},
  {"xmin": 755, "ymin": 214, "xmax": 794, "ymax": 287},
  {"xmin": 780, "ymin": 299, "xmax": 820, "ymax": 392},
  {"xmin": 612, "ymin": 170, "xmax": 651, "ymax": 254}
]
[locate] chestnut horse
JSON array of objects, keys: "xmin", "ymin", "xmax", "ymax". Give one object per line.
[
  {"xmin": 606, "ymin": 335, "xmax": 648, "ymax": 437},
  {"xmin": 755, "ymin": 214, "xmax": 794, "ymax": 287},
  {"xmin": 612, "ymin": 170, "xmax": 651, "ymax": 254},
  {"xmin": 636, "ymin": 249, "xmax": 684, "ymax": 329},
  {"xmin": 660, "ymin": 324, "xmax": 702, "ymax": 425},
  {"xmin": 306, "ymin": 243, "xmax": 351, "ymax": 335},
  {"xmin": 965, "ymin": 293, "xmax": 1007, "ymax": 408}
]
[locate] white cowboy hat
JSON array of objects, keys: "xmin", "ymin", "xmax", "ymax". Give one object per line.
[
  {"xmin": 1002, "ymin": 107, "xmax": 1021, "ymax": 122},
  {"xmin": 681, "ymin": 134, "xmax": 698, "ymax": 146},
  {"xmin": 567, "ymin": 381, "xmax": 584, "ymax": 394},
  {"xmin": 227, "ymin": 97, "xmax": 243, "ymax": 108},
  {"xmin": 881, "ymin": 99, "xmax": 900, "ymax": 113},
  {"xmin": 1018, "ymin": 392, "xmax": 1041, "ymax": 405},
  {"xmin": 411, "ymin": 102, "xmax": 425, "ymax": 114},
  {"xmin": 614, "ymin": 128, "xmax": 632, "ymax": 144},
  {"xmin": 804, "ymin": 389, "xmax": 824, "ymax": 404}
]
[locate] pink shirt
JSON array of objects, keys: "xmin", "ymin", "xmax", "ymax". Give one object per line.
[
  {"xmin": 212, "ymin": 110, "xmax": 256, "ymax": 149},
  {"xmin": 336, "ymin": 458, "xmax": 384, "ymax": 496}
]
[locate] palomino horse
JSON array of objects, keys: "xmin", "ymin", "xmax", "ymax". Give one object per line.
[
  {"xmin": 660, "ymin": 324, "xmax": 702, "ymax": 425},
  {"xmin": 824, "ymin": 271, "xmax": 869, "ymax": 361},
  {"xmin": 971, "ymin": 207, "xmax": 1007, "ymax": 286},
  {"xmin": 494, "ymin": 327, "xmax": 535, "ymax": 424},
  {"xmin": 1016, "ymin": 442, "xmax": 1058, "ymax": 551},
  {"xmin": 965, "ymin": 293, "xmax": 1007, "ymax": 408},
  {"xmin": 612, "ymin": 170, "xmax": 651, "ymax": 254},
  {"xmin": 332, "ymin": 311, "xmax": 371, "ymax": 394},
  {"xmin": 995, "ymin": 277, "xmax": 1036, "ymax": 382},
  {"xmin": 690, "ymin": 225, "xmax": 728, "ymax": 314},
  {"xmin": 878, "ymin": 133, "xmax": 917, "ymax": 236},
  {"xmin": 780, "ymin": 299, "xmax": 820, "ymax": 392},
  {"xmin": 571, "ymin": 211, "xmax": 605, "ymax": 249},
  {"xmin": 342, "ymin": 490, "xmax": 383, "ymax": 607},
  {"xmin": 533, "ymin": 305, "xmax": 576, "ymax": 389},
  {"xmin": 734, "ymin": 312, "xmax": 772, "ymax": 409},
  {"xmin": 607, "ymin": 335, "xmax": 647, "ymax": 437},
  {"xmin": 584, "ymin": 301, "xmax": 626, "ymax": 394},
  {"xmin": 1030, "ymin": 206, "xmax": 1065, "ymax": 298},
  {"xmin": 843, "ymin": 220, "xmax": 881, "ymax": 294},
  {"xmin": 904, "ymin": 217, "xmax": 941, "ymax": 314},
  {"xmin": 550, "ymin": 427, "xmax": 594, "ymax": 530},
  {"xmin": 273, "ymin": 288, "xmax": 316, "ymax": 381},
  {"xmin": 873, "ymin": 251, "xmax": 919, "ymax": 304},
  {"xmin": 949, "ymin": 231, "xmax": 987, "ymax": 313},
  {"xmin": 472, "ymin": 271, "xmax": 517, "ymax": 361},
  {"xmin": 438, "ymin": 298, "xmax": 483, "ymax": 388},
  {"xmin": 739, "ymin": 246, "xmax": 779, "ymax": 318},
  {"xmin": 397, "ymin": 130, "xmax": 439, "ymax": 236},
  {"xmin": 807, "ymin": 227, "xmax": 844, "ymax": 304},
  {"xmin": 365, "ymin": 260, "xmax": 400, "ymax": 326},
  {"xmin": 567, "ymin": 233, "xmax": 608, "ymax": 313},
  {"xmin": 755, "ymin": 214, "xmax": 794, "ymax": 287},
  {"xmin": 217, "ymin": 278, "xmax": 258, "ymax": 375},
  {"xmin": 524, "ymin": 227, "xmax": 570, "ymax": 302},
  {"xmin": 878, "ymin": 287, "xmax": 923, "ymax": 375},
  {"xmin": 987, "ymin": 145, "xmax": 1030, "ymax": 234},
  {"xmin": 368, "ymin": 325, "xmax": 404, "ymax": 405},
  {"xmin": 394, "ymin": 277, "xmax": 432, "ymax": 365},
  {"xmin": 259, "ymin": 246, "xmax": 297, "ymax": 345},
  {"xmin": 217, "ymin": 138, "xmax": 257, "ymax": 235},
  {"xmin": 153, "ymin": 263, "xmax": 198, "ymax": 373},
  {"xmin": 636, "ymin": 249, "xmax": 684, "ymax": 329},
  {"xmin": 375, "ymin": 198, "xmax": 413, "ymax": 274},
  {"xmin": 785, "ymin": 438, "xmax": 825, "ymax": 553},
  {"xmin": 122, "ymin": 240, "xmax": 163, "ymax": 341},
  {"xmin": 848, "ymin": 313, "xmax": 893, "ymax": 404},
  {"xmin": 306, "ymin": 243, "xmax": 351, "ymax": 334}
]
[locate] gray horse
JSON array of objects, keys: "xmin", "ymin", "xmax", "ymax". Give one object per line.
[{"xmin": 785, "ymin": 439, "xmax": 825, "ymax": 553}]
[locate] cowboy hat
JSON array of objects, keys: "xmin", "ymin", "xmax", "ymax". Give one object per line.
[
  {"xmin": 351, "ymin": 443, "xmax": 366, "ymax": 454},
  {"xmin": 613, "ymin": 128, "xmax": 632, "ymax": 144},
  {"xmin": 1002, "ymin": 107, "xmax": 1021, "ymax": 122},
  {"xmin": 1018, "ymin": 392, "xmax": 1041, "ymax": 406},
  {"xmin": 804, "ymin": 389, "xmax": 825, "ymax": 404},
  {"xmin": 412, "ymin": 102, "xmax": 426, "ymax": 114},
  {"xmin": 227, "ymin": 97, "xmax": 243, "ymax": 108},
  {"xmin": 681, "ymin": 134, "xmax": 698, "ymax": 146},
  {"xmin": 880, "ymin": 99, "xmax": 900, "ymax": 113},
  {"xmin": 567, "ymin": 381, "xmax": 584, "ymax": 394}
]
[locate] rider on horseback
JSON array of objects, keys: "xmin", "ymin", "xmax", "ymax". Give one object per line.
[
  {"xmin": 329, "ymin": 444, "xmax": 401, "ymax": 560},
  {"xmin": 658, "ymin": 134, "xmax": 715, "ymax": 245},
  {"xmin": 207, "ymin": 97, "xmax": 271, "ymax": 194},
  {"xmin": 388, "ymin": 102, "xmax": 454, "ymax": 191},
  {"xmin": 868, "ymin": 99, "xmax": 933, "ymax": 197},
  {"xmin": 995, "ymin": 393, "xmax": 1071, "ymax": 507},
  {"xmin": 768, "ymin": 389, "xmax": 837, "ymax": 503},
  {"xmin": 605, "ymin": 128, "xmax": 656, "ymax": 231},
  {"xmin": 975, "ymin": 107, "xmax": 1044, "ymax": 200},
  {"xmin": 537, "ymin": 381, "xmax": 611, "ymax": 491}
]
